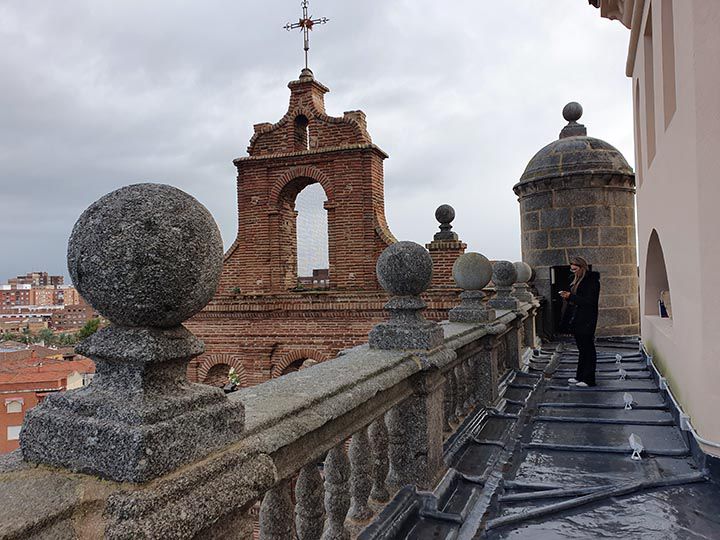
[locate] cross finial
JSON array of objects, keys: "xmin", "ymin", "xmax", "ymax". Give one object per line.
[{"xmin": 284, "ymin": 0, "xmax": 329, "ymax": 70}]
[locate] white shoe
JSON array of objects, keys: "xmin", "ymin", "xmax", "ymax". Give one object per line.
[
  {"xmin": 568, "ymin": 378, "xmax": 578, "ymax": 384},
  {"xmin": 575, "ymin": 382, "xmax": 589, "ymax": 388}
]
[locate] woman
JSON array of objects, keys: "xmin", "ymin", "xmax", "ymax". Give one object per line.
[{"xmin": 559, "ymin": 256, "xmax": 600, "ymax": 387}]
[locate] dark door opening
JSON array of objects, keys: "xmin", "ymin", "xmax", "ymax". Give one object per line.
[{"xmin": 549, "ymin": 264, "xmax": 592, "ymax": 337}]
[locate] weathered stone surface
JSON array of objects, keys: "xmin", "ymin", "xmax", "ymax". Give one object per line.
[
  {"xmin": 21, "ymin": 326, "xmax": 245, "ymax": 483},
  {"xmin": 524, "ymin": 230, "xmax": 548, "ymax": 249},
  {"xmin": 520, "ymin": 192, "xmax": 553, "ymax": 211},
  {"xmin": 549, "ymin": 228, "xmax": 580, "ymax": 248},
  {"xmin": 67, "ymin": 183, "xmax": 223, "ymax": 328},
  {"xmin": 491, "ymin": 261, "xmax": 518, "ymax": 288},
  {"xmin": 296, "ymin": 464, "xmax": 325, "ymax": 540},
  {"xmin": 580, "ymin": 227, "xmax": 599, "ymax": 246},
  {"xmin": 597, "ymin": 307, "xmax": 632, "ymax": 327},
  {"xmin": 572, "ymin": 206, "xmax": 612, "ymax": 227},
  {"xmin": 521, "ymin": 211, "xmax": 540, "ymax": 231},
  {"xmin": 452, "ymin": 252, "xmax": 492, "ymax": 291},
  {"xmin": 375, "ymin": 241, "xmax": 432, "ymax": 297},
  {"xmin": 22, "ymin": 184, "xmax": 244, "ymax": 483},
  {"xmin": 371, "ymin": 242, "xmax": 443, "ymax": 350},
  {"xmin": 433, "ymin": 204, "xmax": 458, "ymax": 241},
  {"xmin": 554, "ymin": 188, "xmax": 608, "ymax": 207},
  {"xmin": 602, "ymin": 276, "xmax": 638, "ymax": 295},
  {"xmin": 449, "ymin": 290, "xmax": 496, "ymax": 323},
  {"xmin": 600, "ymin": 226, "xmax": 630, "ymax": 246},
  {"xmin": 540, "ymin": 208, "xmax": 571, "ymax": 229},
  {"xmin": 612, "ymin": 206, "xmax": 636, "ymax": 226},
  {"xmin": 513, "ymin": 262, "xmax": 532, "ymax": 284},
  {"xmin": 525, "ymin": 249, "xmax": 567, "ymax": 267}
]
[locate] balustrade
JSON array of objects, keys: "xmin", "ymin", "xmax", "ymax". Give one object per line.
[{"xmin": 0, "ymin": 187, "xmax": 541, "ymax": 539}]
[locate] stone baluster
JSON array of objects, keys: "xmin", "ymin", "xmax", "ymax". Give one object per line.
[
  {"xmin": 489, "ymin": 261, "xmax": 520, "ymax": 310},
  {"xmin": 296, "ymin": 463, "xmax": 325, "ymax": 540},
  {"xmin": 369, "ymin": 417, "xmax": 390, "ymax": 502},
  {"xmin": 449, "ymin": 252, "xmax": 496, "ymax": 323},
  {"xmin": 443, "ymin": 374, "xmax": 456, "ymax": 432},
  {"xmin": 322, "ymin": 444, "xmax": 351, "ymax": 540},
  {"xmin": 369, "ymin": 242, "xmax": 447, "ymax": 491},
  {"xmin": 19, "ymin": 183, "xmax": 245, "ymax": 483},
  {"xmin": 462, "ymin": 358, "xmax": 476, "ymax": 412},
  {"xmin": 260, "ymin": 480, "xmax": 295, "ymax": 540},
  {"xmin": 348, "ymin": 427, "xmax": 373, "ymax": 522},
  {"xmin": 454, "ymin": 364, "xmax": 466, "ymax": 420},
  {"xmin": 386, "ymin": 370, "xmax": 445, "ymax": 491},
  {"xmin": 448, "ymin": 369, "xmax": 459, "ymax": 425}
]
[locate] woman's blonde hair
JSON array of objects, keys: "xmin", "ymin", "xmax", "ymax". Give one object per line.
[{"xmin": 569, "ymin": 256, "xmax": 589, "ymax": 290}]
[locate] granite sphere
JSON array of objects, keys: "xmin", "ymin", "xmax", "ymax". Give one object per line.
[
  {"xmin": 67, "ymin": 183, "xmax": 224, "ymax": 328},
  {"xmin": 435, "ymin": 204, "xmax": 455, "ymax": 225},
  {"xmin": 376, "ymin": 241, "xmax": 433, "ymax": 296},
  {"xmin": 492, "ymin": 260, "xmax": 518, "ymax": 287},
  {"xmin": 513, "ymin": 261, "xmax": 533, "ymax": 284},
  {"xmin": 563, "ymin": 102, "xmax": 583, "ymax": 123},
  {"xmin": 452, "ymin": 252, "xmax": 493, "ymax": 291}
]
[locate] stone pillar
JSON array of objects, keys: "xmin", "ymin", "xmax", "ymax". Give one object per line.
[
  {"xmin": 322, "ymin": 444, "xmax": 351, "ymax": 540},
  {"xmin": 385, "ymin": 370, "xmax": 445, "ymax": 491},
  {"xmin": 295, "ymin": 464, "xmax": 325, "ymax": 540},
  {"xmin": 260, "ymin": 480, "xmax": 295, "ymax": 540},
  {"xmin": 348, "ymin": 428, "xmax": 373, "ymax": 522},
  {"xmin": 368, "ymin": 418, "xmax": 390, "ymax": 503},
  {"xmin": 448, "ymin": 252, "xmax": 496, "ymax": 323},
  {"xmin": 489, "ymin": 261, "xmax": 520, "ymax": 311},
  {"xmin": 369, "ymin": 241, "xmax": 443, "ymax": 350},
  {"xmin": 20, "ymin": 184, "xmax": 244, "ymax": 482},
  {"xmin": 426, "ymin": 204, "xmax": 467, "ymax": 289}
]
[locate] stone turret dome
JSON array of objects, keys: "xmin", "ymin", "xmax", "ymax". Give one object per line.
[{"xmin": 515, "ymin": 102, "xmax": 633, "ymax": 187}]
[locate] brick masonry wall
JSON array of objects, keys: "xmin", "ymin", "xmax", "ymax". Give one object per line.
[
  {"xmin": 426, "ymin": 240, "xmax": 467, "ymax": 289},
  {"xmin": 517, "ymin": 175, "xmax": 639, "ymax": 336},
  {"xmin": 190, "ymin": 73, "xmax": 466, "ymax": 388}
]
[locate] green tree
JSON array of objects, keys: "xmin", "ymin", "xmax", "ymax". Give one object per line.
[
  {"xmin": 20, "ymin": 327, "xmax": 33, "ymax": 345},
  {"xmin": 77, "ymin": 318, "xmax": 102, "ymax": 341},
  {"xmin": 36, "ymin": 328, "xmax": 56, "ymax": 346},
  {"xmin": 0, "ymin": 332, "xmax": 19, "ymax": 342}
]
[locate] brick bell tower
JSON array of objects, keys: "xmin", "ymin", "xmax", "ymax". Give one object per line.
[
  {"xmin": 217, "ymin": 68, "xmax": 396, "ymax": 295},
  {"xmin": 187, "ymin": 69, "xmax": 465, "ymax": 387}
]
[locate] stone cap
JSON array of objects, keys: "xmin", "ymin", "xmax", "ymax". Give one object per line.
[{"xmin": 514, "ymin": 102, "xmax": 634, "ymax": 189}]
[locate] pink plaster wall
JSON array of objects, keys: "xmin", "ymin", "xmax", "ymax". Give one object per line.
[{"xmin": 629, "ymin": 0, "xmax": 720, "ymax": 455}]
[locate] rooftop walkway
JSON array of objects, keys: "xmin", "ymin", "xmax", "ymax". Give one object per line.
[{"xmin": 364, "ymin": 340, "xmax": 720, "ymax": 539}]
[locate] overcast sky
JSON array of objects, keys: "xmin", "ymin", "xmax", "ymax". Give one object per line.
[{"xmin": 0, "ymin": 1, "xmax": 633, "ymax": 283}]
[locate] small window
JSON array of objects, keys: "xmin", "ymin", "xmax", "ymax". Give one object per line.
[
  {"xmin": 7, "ymin": 426, "xmax": 21, "ymax": 440},
  {"xmin": 5, "ymin": 399, "xmax": 23, "ymax": 414}
]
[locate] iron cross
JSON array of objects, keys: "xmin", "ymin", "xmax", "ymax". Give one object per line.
[{"xmin": 284, "ymin": 0, "xmax": 329, "ymax": 70}]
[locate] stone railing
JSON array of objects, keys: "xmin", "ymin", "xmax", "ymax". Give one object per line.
[{"xmin": 0, "ymin": 184, "xmax": 541, "ymax": 540}]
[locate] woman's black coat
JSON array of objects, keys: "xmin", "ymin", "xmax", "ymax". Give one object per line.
[{"xmin": 563, "ymin": 271, "xmax": 600, "ymax": 335}]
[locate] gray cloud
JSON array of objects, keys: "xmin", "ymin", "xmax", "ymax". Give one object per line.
[{"xmin": 0, "ymin": 0, "xmax": 633, "ymax": 282}]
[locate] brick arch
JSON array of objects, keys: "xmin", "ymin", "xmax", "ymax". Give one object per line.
[
  {"xmin": 197, "ymin": 354, "xmax": 247, "ymax": 386},
  {"xmin": 270, "ymin": 166, "xmax": 335, "ymax": 207},
  {"xmin": 271, "ymin": 348, "xmax": 330, "ymax": 378}
]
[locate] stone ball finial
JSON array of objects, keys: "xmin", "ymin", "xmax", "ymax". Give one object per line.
[
  {"xmin": 563, "ymin": 102, "xmax": 583, "ymax": 123},
  {"xmin": 435, "ymin": 204, "xmax": 455, "ymax": 225},
  {"xmin": 492, "ymin": 260, "xmax": 518, "ymax": 288},
  {"xmin": 513, "ymin": 261, "xmax": 533, "ymax": 284},
  {"xmin": 453, "ymin": 252, "xmax": 493, "ymax": 291},
  {"xmin": 67, "ymin": 183, "xmax": 224, "ymax": 328},
  {"xmin": 376, "ymin": 241, "xmax": 433, "ymax": 296}
]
